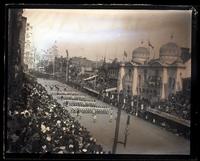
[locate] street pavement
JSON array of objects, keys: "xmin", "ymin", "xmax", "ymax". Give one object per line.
[{"xmin": 37, "ymin": 78, "xmax": 190, "ymax": 154}]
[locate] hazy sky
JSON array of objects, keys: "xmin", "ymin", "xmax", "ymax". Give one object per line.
[{"xmin": 23, "ymin": 9, "xmax": 192, "ymax": 61}]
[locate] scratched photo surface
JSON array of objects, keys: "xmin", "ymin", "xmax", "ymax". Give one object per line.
[{"xmin": 6, "ymin": 9, "xmax": 191, "ymax": 155}]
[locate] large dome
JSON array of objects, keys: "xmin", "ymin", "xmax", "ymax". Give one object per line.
[
  {"xmin": 160, "ymin": 42, "xmax": 181, "ymax": 57},
  {"xmin": 132, "ymin": 47, "xmax": 150, "ymax": 59}
]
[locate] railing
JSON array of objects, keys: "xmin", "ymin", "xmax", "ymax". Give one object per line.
[
  {"xmin": 146, "ymin": 107, "xmax": 190, "ymax": 127},
  {"xmin": 83, "ymin": 86, "xmax": 100, "ymax": 95}
]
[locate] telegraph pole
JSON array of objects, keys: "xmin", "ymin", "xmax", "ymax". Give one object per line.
[
  {"xmin": 112, "ymin": 90, "xmax": 123, "ymax": 154},
  {"xmin": 65, "ymin": 49, "xmax": 69, "ymax": 82},
  {"xmin": 52, "ymin": 52, "xmax": 55, "ymax": 77}
]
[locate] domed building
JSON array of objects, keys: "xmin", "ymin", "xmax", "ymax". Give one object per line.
[
  {"xmin": 115, "ymin": 41, "xmax": 190, "ymax": 102},
  {"xmin": 132, "ymin": 47, "xmax": 150, "ymax": 64},
  {"xmin": 159, "ymin": 42, "xmax": 182, "ymax": 64}
]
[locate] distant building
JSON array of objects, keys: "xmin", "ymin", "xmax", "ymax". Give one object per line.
[
  {"xmin": 54, "ymin": 56, "xmax": 67, "ymax": 79},
  {"xmin": 54, "ymin": 56, "xmax": 67, "ymax": 73},
  {"xmin": 19, "ymin": 16, "xmax": 27, "ymax": 70},
  {"xmin": 8, "ymin": 9, "xmax": 26, "ymax": 99},
  {"xmin": 69, "ymin": 57, "xmax": 101, "ymax": 69},
  {"xmin": 117, "ymin": 42, "xmax": 191, "ymax": 102},
  {"xmin": 69, "ymin": 57, "xmax": 101, "ymax": 78},
  {"xmin": 80, "ymin": 66, "xmax": 93, "ymax": 75},
  {"xmin": 24, "ymin": 23, "xmax": 34, "ymax": 69}
]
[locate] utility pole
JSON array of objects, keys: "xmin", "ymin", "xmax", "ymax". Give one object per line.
[
  {"xmin": 112, "ymin": 90, "xmax": 123, "ymax": 154},
  {"xmin": 124, "ymin": 114, "xmax": 130, "ymax": 147},
  {"xmin": 66, "ymin": 49, "xmax": 69, "ymax": 83},
  {"xmin": 33, "ymin": 47, "xmax": 36, "ymax": 70},
  {"xmin": 52, "ymin": 41, "xmax": 58, "ymax": 78},
  {"xmin": 52, "ymin": 52, "xmax": 55, "ymax": 77}
]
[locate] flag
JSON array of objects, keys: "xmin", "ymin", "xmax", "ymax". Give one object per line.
[
  {"xmin": 124, "ymin": 51, "xmax": 127, "ymax": 57},
  {"xmin": 66, "ymin": 50, "xmax": 69, "ymax": 57},
  {"xmin": 148, "ymin": 41, "xmax": 154, "ymax": 49}
]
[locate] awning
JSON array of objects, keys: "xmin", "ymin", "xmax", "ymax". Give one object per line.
[
  {"xmin": 84, "ymin": 75, "xmax": 98, "ymax": 81},
  {"xmin": 105, "ymin": 87, "xmax": 117, "ymax": 92},
  {"xmin": 83, "ymin": 87, "xmax": 99, "ymax": 95}
]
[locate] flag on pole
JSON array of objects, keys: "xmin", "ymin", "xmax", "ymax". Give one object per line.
[
  {"xmin": 66, "ymin": 49, "xmax": 69, "ymax": 58},
  {"xmin": 148, "ymin": 41, "xmax": 154, "ymax": 49}
]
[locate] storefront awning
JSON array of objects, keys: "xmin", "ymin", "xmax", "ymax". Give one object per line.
[
  {"xmin": 105, "ymin": 87, "xmax": 117, "ymax": 92},
  {"xmin": 84, "ymin": 75, "xmax": 98, "ymax": 81}
]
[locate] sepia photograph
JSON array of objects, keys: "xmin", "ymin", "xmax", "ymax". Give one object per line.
[{"xmin": 4, "ymin": 5, "xmax": 193, "ymax": 158}]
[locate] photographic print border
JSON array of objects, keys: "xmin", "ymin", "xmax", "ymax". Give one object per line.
[{"xmin": 2, "ymin": 3, "xmax": 199, "ymax": 161}]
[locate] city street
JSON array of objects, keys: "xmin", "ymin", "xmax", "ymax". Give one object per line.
[{"xmin": 37, "ymin": 78, "xmax": 190, "ymax": 154}]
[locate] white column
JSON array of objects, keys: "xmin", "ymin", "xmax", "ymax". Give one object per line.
[
  {"xmin": 132, "ymin": 67, "xmax": 138, "ymax": 96},
  {"xmin": 175, "ymin": 68, "xmax": 183, "ymax": 92},
  {"xmin": 117, "ymin": 63, "xmax": 125, "ymax": 93},
  {"xmin": 161, "ymin": 67, "xmax": 168, "ymax": 99}
]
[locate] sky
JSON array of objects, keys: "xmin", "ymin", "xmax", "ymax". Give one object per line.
[{"xmin": 23, "ymin": 9, "xmax": 192, "ymax": 61}]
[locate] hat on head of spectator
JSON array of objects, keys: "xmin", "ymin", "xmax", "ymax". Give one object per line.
[
  {"xmin": 46, "ymin": 135, "xmax": 51, "ymax": 142},
  {"xmin": 59, "ymin": 146, "xmax": 65, "ymax": 150},
  {"xmin": 41, "ymin": 124, "xmax": 47, "ymax": 133},
  {"xmin": 82, "ymin": 148, "xmax": 87, "ymax": 153},
  {"xmin": 69, "ymin": 144, "xmax": 74, "ymax": 149},
  {"xmin": 58, "ymin": 151, "xmax": 64, "ymax": 154},
  {"xmin": 57, "ymin": 120, "xmax": 61, "ymax": 124},
  {"xmin": 46, "ymin": 127, "xmax": 50, "ymax": 131},
  {"xmin": 14, "ymin": 111, "xmax": 19, "ymax": 115}
]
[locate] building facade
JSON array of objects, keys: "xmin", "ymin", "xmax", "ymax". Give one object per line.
[
  {"xmin": 24, "ymin": 23, "xmax": 35, "ymax": 69},
  {"xmin": 117, "ymin": 42, "xmax": 191, "ymax": 102},
  {"xmin": 8, "ymin": 9, "xmax": 27, "ymax": 98}
]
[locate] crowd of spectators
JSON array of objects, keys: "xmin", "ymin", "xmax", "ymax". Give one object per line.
[
  {"xmin": 102, "ymin": 90, "xmax": 190, "ymax": 122},
  {"xmin": 99, "ymin": 91, "xmax": 190, "ymax": 138},
  {"xmin": 7, "ymin": 75, "xmax": 105, "ymax": 154},
  {"xmin": 151, "ymin": 90, "xmax": 190, "ymax": 121}
]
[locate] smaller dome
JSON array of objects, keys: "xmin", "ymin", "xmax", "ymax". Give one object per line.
[
  {"xmin": 132, "ymin": 47, "xmax": 150, "ymax": 59},
  {"xmin": 160, "ymin": 42, "xmax": 181, "ymax": 57}
]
